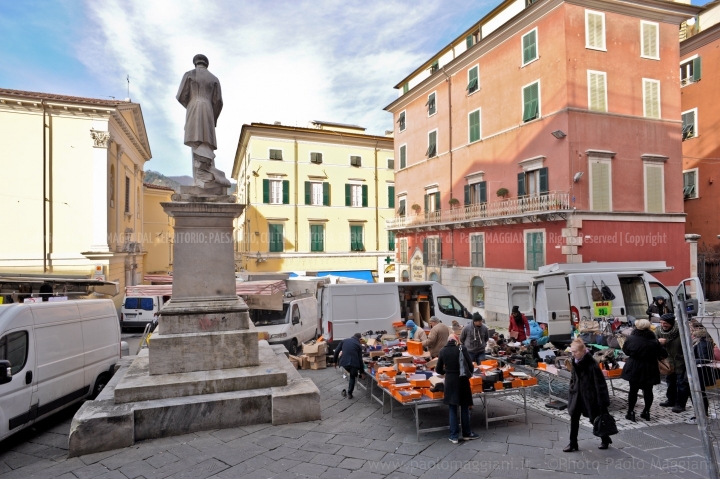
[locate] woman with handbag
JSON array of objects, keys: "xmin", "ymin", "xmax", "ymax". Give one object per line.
[
  {"xmin": 565, "ymin": 338, "xmax": 613, "ymax": 452},
  {"xmin": 509, "ymin": 306, "xmax": 530, "ymax": 342},
  {"xmin": 621, "ymin": 319, "xmax": 667, "ymax": 421},
  {"xmin": 436, "ymin": 334, "xmax": 479, "ymax": 444}
]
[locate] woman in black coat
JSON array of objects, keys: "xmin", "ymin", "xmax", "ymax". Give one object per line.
[
  {"xmin": 621, "ymin": 319, "xmax": 667, "ymax": 421},
  {"xmin": 565, "ymin": 339, "xmax": 612, "ymax": 452},
  {"xmin": 436, "ymin": 335, "xmax": 478, "ymax": 443}
]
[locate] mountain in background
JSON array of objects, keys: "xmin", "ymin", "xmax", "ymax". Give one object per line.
[
  {"xmin": 167, "ymin": 175, "xmax": 194, "ymax": 186},
  {"xmin": 144, "ymin": 170, "xmax": 236, "ymax": 194}
]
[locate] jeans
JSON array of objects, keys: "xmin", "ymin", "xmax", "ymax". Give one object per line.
[
  {"xmin": 344, "ymin": 366, "xmax": 360, "ymax": 395},
  {"xmin": 470, "ymin": 352, "xmax": 486, "ymax": 365},
  {"xmin": 628, "ymin": 382, "xmax": 654, "ymax": 412},
  {"xmin": 666, "ymin": 367, "xmax": 689, "ymax": 407},
  {"xmin": 569, "ymin": 407, "xmax": 610, "ymax": 445},
  {"xmin": 448, "ymin": 405, "xmax": 471, "ymax": 440}
]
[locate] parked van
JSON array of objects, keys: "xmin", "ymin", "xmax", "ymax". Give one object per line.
[
  {"xmin": 250, "ymin": 294, "xmax": 319, "ymax": 355},
  {"xmin": 320, "ymin": 281, "xmax": 470, "ymax": 350},
  {"xmin": 507, "ymin": 262, "xmax": 704, "ymax": 344},
  {"xmin": 120, "ymin": 294, "xmax": 169, "ymax": 331},
  {"xmin": 0, "ymin": 299, "xmax": 120, "ymax": 441}
]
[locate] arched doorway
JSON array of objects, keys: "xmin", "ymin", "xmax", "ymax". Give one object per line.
[
  {"xmin": 401, "ymin": 270, "xmax": 409, "ymax": 282},
  {"xmin": 429, "ymin": 272, "xmax": 439, "ymax": 283},
  {"xmin": 471, "ymin": 276, "xmax": 485, "ymax": 309}
]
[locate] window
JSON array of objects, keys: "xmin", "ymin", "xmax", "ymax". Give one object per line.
[
  {"xmin": 437, "ymin": 296, "xmax": 465, "ymax": 317},
  {"xmin": 429, "ymin": 272, "xmax": 440, "ymax": 282},
  {"xmin": 424, "ymin": 237, "xmax": 441, "ymax": 266},
  {"xmin": 269, "ymin": 149, "xmax": 283, "ymax": 160},
  {"xmin": 388, "ymin": 185, "xmax": 395, "ymax": 208},
  {"xmin": 310, "ymin": 152, "xmax": 323, "ymax": 164},
  {"xmin": 467, "ymin": 66, "xmax": 479, "ymax": 94},
  {"xmin": 398, "ymin": 197, "xmax": 406, "ymax": 217},
  {"xmin": 427, "ymin": 130, "xmax": 437, "ymax": 158},
  {"xmin": 425, "ymin": 191, "xmax": 441, "ymax": 213},
  {"xmin": 124, "ymin": 297, "xmax": 154, "ymax": 311},
  {"xmin": 471, "ymin": 277, "xmax": 485, "ymax": 309},
  {"xmin": 587, "ymin": 71, "xmax": 607, "ymax": 112},
  {"xmin": 346, "ymin": 184, "xmax": 367, "ymax": 207},
  {"xmin": 387, "ymin": 158, "xmax": 394, "ymax": 169},
  {"xmin": 620, "ymin": 277, "xmax": 650, "ymax": 319},
  {"xmin": 305, "ymin": 181, "xmax": 328, "ymax": 206},
  {"xmin": 399, "ymin": 145, "xmax": 407, "ymax": 169},
  {"xmin": 468, "ymin": 109, "xmax": 481, "ymax": 143},
  {"xmin": 430, "ymin": 60, "xmax": 439, "ymax": 74},
  {"xmin": 398, "ymin": 111, "xmax": 406, "ymax": 131},
  {"xmin": 644, "ymin": 164, "xmax": 664, "ymax": 213},
  {"xmin": 518, "ymin": 167, "xmax": 548, "ymax": 197},
  {"xmin": 525, "ymin": 231, "xmax": 545, "ymax": 270},
  {"xmin": 641, "ymin": 21, "xmax": 659, "ymax": 60},
  {"xmin": 466, "ymin": 33, "xmax": 477, "ymax": 49},
  {"xmin": 643, "ymin": 79, "xmax": 661, "ymax": 119},
  {"xmin": 470, "ymin": 234, "xmax": 484, "ymax": 267},
  {"xmin": 426, "ymin": 92, "xmax": 436, "ymax": 116},
  {"xmin": 109, "ymin": 165, "xmax": 115, "ymax": 208},
  {"xmin": 350, "ymin": 155, "xmax": 362, "ymax": 167},
  {"xmin": 350, "ymin": 225, "xmax": 364, "ymax": 251},
  {"xmin": 589, "ymin": 159, "xmax": 612, "ymax": 211},
  {"xmin": 522, "ymin": 81, "xmax": 540, "ymax": 122},
  {"xmin": 680, "ymin": 57, "xmax": 702, "ymax": 86},
  {"xmin": 402, "ymin": 270, "xmax": 409, "ymax": 281},
  {"xmin": 269, "ymin": 224, "xmax": 284, "ymax": 252},
  {"xmin": 464, "ymin": 181, "xmax": 487, "ymax": 205},
  {"xmin": 310, "ymin": 224, "xmax": 324, "ymax": 252},
  {"xmin": 264, "ymin": 179, "xmax": 288, "ymax": 205},
  {"xmin": 0, "ymin": 331, "xmax": 29, "ymax": 375},
  {"xmin": 585, "ymin": 10, "xmax": 606, "ymax": 50},
  {"xmin": 124, "ymin": 176, "xmax": 131, "ymax": 213},
  {"xmin": 403, "ymin": 83, "xmax": 409, "ymax": 94},
  {"xmin": 388, "ymin": 230, "xmax": 396, "ymax": 251},
  {"xmin": 522, "ymin": 28, "xmax": 538, "ymax": 65},
  {"xmin": 400, "ymin": 238, "xmax": 408, "ymax": 263},
  {"xmin": 682, "ymin": 109, "xmax": 697, "ymax": 140},
  {"xmin": 683, "ymin": 169, "xmax": 698, "ymax": 199}
]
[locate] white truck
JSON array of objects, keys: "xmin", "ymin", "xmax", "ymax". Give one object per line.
[
  {"xmin": 120, "ymin": 294, "xmax": 170, "ymax": 331},
  {"xmin": 249, "ymin": 293, "xmax": 320, "ymax": 356},
  {"xmin": 507, "ymin": 261, "xmax": 705, "ymax": 344},
  {"xmin": 0, "ymin": 299, "xmax": 120, "ymax": 441}
]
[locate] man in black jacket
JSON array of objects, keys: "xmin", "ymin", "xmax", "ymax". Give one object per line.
[{"xmin": 334, "ymin": 333, "xmax": 366, "ymax": 399}]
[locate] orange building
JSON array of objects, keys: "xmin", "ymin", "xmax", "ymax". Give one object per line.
[
  {"xmin": 680, "ymin": 1, "xmax": 720, "ymax": 252},
  {"xmin": 385, "ymin": 0, "xmax": 700, "ymax": 320}
]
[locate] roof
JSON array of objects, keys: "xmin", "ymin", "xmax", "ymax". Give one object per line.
[
  {"xmin": 143, "ymin": 183, "xmax": 175, "ymax": 192},
  {"xmin": 0, "ymin": 88, "xmax": 133, "ymax": 107},
  {"xmin": 311, "ymin": 120, "xmax": 366, "ymax": 131}
]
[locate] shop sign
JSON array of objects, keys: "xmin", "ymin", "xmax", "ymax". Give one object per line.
[
  {"xmin": 410, "ymin": 248, "xmax": 425, "ymax": 282},
  {"xmin": 593, "ymin": 301, "xmax": 612, "ymax": 317}
]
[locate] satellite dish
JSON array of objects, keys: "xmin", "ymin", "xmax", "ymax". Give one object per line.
[{"xmin": 573, "ymin": 172, "xmax": 584, "ymax": 183}]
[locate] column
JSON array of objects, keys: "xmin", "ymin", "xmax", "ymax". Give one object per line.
[
  {"xmin": 686, "ymin": 234, "xmax": 701, "ymax": 277},
  {"xmin": 90, "ymin": 124, "xmax": 111, "ymax": 252}
]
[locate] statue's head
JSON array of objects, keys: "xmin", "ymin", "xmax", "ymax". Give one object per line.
[{"xmin": 193, "ymin": 54, "xmax": 209, "ymax": 67}]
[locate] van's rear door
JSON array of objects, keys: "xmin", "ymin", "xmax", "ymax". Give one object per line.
[
  {"xmin": 535, "ymin": 276, "xmax": 571, "ymax": 340},
  {"xmin": 507, "ymin": 282, "xmax": 533, "ymax": 320},
  {"xmin": 0, "ymin": 308, "xmax": 35, "ymax": 440}
]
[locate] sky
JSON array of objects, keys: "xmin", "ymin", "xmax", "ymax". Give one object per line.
[{"xmin": 0, "ymin": 0, "xmax": 500, "ymax": 177}]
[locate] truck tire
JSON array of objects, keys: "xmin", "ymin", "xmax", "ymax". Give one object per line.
[
  {"xmin": 289, "ymin": 339, "xmax": 299, "ymax": 356},
  {"xmin": 91, "ymin": 373, "xmax": 110, "ymax": 399}
]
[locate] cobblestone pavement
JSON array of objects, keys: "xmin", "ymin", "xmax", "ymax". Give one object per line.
[{"xmin": 0, "ymin": 366, "xmax": 714, "ymax": 479}]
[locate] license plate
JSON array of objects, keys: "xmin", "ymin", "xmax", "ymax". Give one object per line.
[{"xmin": 125, "ymin": 314, "xmax": 137, "ymax": 318}]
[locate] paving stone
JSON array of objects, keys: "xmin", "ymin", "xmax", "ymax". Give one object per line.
[
  {"xmin": 366, "ymin": 440, "xmax": 402, "ymax": 453},
  {"xmin": 284, "ymin": 449, "xmax": 319, "ymax": 462},
  {"xmin": 230, "ymin": 468, "xmax": 274, "ymax": 479},
  {"xmin": 146, "ymin": 452, "xmax": 180, "ymax": 469},
  {"xmin": 345, "ymin": 470, "xmax": 385, "ymax": 479},
  {"xmin": 101, "ymin": 446, "xmax": 159, "ymax": 470},
  {"xmin": 93, "ymin": 470, "xmax": 128, "ymax": 479},
  {"xmin": 328, "ymin": 435, "xmax": 374, "ymax": 448},
  {"xmin": 213, "ymin": 462, "xmax": 250, "ymax": 478},
  {"xmin": 210, "ymin": 443, "xmax": 267, "ymax": 466},
  {"xmin": 118, "ymin": 459, "xmax": 158, "ymax": 479},
  {"xmin": 299, "ymin": 431, "xmax": 336, "ymax": 443},
  {"xmin": 338, "ymin": 458, "xmax": 366, "ymax": 470},
  {"xmin": 395, "ymin": 443, "xmax": 431, "ymax": 456},
  {"xmin": 29, "ymin": 433, "xmax": 68, "ymax": 450},
  {"xmin": 9, "ymin": 441, "xmax": 51, "ymax": 455},
  {"xmin": 288, "ymin": 461, "xmax": 329, "ymax": 476},
  {"xmin": 506, "ymin": 434, "xmax": 553, "ymax": 448},
  {"xmin": 271, "ymin": 427, "xmax": 310, "ymax": 439},
  {"xmin": 320, "ymin": 467, "xmax": 352, "ymax": 479},
  {"xmin": 208, "ymin": 428, "xmax": 246, "ymax": 443},
  {"xmin": 301, "ymin": 442, "xmax": 343, "ymax": 454},
  {"xmin": 311, "ymin": 453, "xmax": 346, "ymax": 468},
  {"xmin": 30, "ymin": 446, "xmax": 68, "ymax": 461},
  {"xmin": 72, "ymin": 462, "xmax": 113, "ymax": 479},
  {"xmin": 267, "ymin": 458, "xmax": 304, "ymax": 474},
  {"xmin": 335, "ymin": 446, "xmax": 386, "ymax": 461}
]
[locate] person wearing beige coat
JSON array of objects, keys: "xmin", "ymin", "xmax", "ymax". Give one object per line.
[{"xmin": 423, "ymin": 317, "xmax": 452, "ymax": 358}]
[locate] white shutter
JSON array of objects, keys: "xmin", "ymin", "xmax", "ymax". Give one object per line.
[
  {"xmin": 642, "ymin": 22, "xmax": 658, "ymax": 59},
  {"xmin": 645, "ymin": 164, "xmax": 664, "ymax": 213},
  {"xmin": 643, "ymin": 79, "xmax": 660, "ymax": 119},
  {"xmin": 588, "ymin": 72, "xmax": 607, "ymax": 112},
  {"xmin": 591, "ymin": 161, "xmax": 611, "ymax": 211},
  {"xmin": 587, "ymin": 12, "xmax": 604, "ymax": 49}
]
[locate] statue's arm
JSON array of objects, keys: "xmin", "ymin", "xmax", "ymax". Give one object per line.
[
  {"xmin": 212, "ymin": 80, "xmax": 223, "ymax": 125},
  {"xmin": 176, "ymin": 72, "xmax": 192, "ymax": 108}
]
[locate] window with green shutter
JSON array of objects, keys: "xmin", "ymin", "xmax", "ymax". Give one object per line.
[
  {"xmin": 269, "ymin": 149, "xmax": 283, "ymax": 160},
  {"xmin": 522, "ymin": 29, "xmax": 538, "ymax": 65},
  {"xmin": 683, "ymin": 170, "xmax": 697, "ymax": 199},
  {"xmin": 403, "ymin": 83, "xmax": 409, "ymax": 94},
  {"xmin": 471, "ymin": 234, "xmax": 484, "ymax": 267},
  {"xmin": 310, "ymin": 225, "xmax": 324, "ymax": 252},
  {"xmin": 269, "ymin": 224, "xmax": 284, "ymax": 252},
  {"xmin": 682, "ymin": 110, "xmax": 696, "ymax": 140},
  {"xmin": 680, "ymin": 57, "xmax": 702, "ymax": 85},
  {"xmin": 525, "ymin": 231, "xmax": 544, "ymax": 270},
  {"xmin": 282, "ymin": 180, "xmax": 290, "ymax": 204},
  {"xmin": 388, "ymin": 186, "xmax": 395, "ymax": 208},
  {"xmin": 388, "ymin": 230, "xmax": 396, "ymax": 251},
  {"xmin": 467, "ymin": 66, "xmax": 479, "ymax": 94},
  {"xmin": 263, "ymin": 179, "xmax": 270, "ymax": 204},
  {"xmin": 397, "ymin": 111, "xmax": 406, "ymax": 131},
  {"xmin": 469, "ymin": 109, "xmax": 481, "ymax": 143},
  {"xmin": 522, "ymin": 82, "xmax": 539, "ymax": 122},
  {"xmin": 310, "ymin": 152, "xmax": 323, "ymax": 164},
  {"xmin": 426, "ymin": 92, "xmax": 436, "ymax": 116},
  {"xmin": 322, "ymin": 182, "xmax": 330, "ymax": 206},
  {"xmin": 400, "ymin": 145, "xmax": 407, "ymax": 169},
  {"xmin": 362, "ymin": 185, "xmax": 368, "ymax": 207},
  {"xmin": 466, "ymin": 35, "xmax": 474, "ymax": 49},
  {"xmin": 398, "ymin": 198, "xmax": 406, "ymax": 216},
  {"xmin": 350, "ymin": 225, "xmax": 364, "ymax": 251},
  {"xmin": 427, "ymin": 131, "xmax": 437, "ymax": 158}
]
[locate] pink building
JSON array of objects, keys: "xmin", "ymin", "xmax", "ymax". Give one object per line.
[{"xmin": 385, "ymin": 0, "xmax": 700, "ymax": 320}]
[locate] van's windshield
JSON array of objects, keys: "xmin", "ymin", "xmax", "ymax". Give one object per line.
[
  {"xmin": 251, "ymin": 305, "xmax": 289, "ymax": 326},
  {"xmin": 124, "ymin": 297, "xmax": 154, "ymax": 311},
  {"xmin": 437, "ymin": 296, "xmax": 467, "ymax": 318}
]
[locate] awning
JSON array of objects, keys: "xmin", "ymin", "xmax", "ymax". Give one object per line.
[
  {"xmin": 143, "ymin": 274, "xmax": 173, "ymax": 284},
  {"xmin": 125, "ymin": 279, "xmax": 287, "ymax": 297},
  {"xmin": 317, "ymin": 271, "xmax": 374, "ymax": 283},
  {"xmin": 0, "ymin": 275, "xmax": 119, "ymax": 297}
]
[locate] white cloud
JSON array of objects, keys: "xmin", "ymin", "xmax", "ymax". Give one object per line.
[{"xmin": 79, "ymin": 0, "xmax": 491, "ymax": 176}]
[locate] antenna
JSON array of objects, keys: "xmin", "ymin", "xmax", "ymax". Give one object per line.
[{"xmin": 126, "ymin": 75, "xmax": 131, "ymax": 101}]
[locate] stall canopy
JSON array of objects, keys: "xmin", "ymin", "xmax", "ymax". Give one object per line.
[
  {"xmin": 126, "ymin": 280, "xmax": 286, "ymax": 297},
  {"xmin": 317, "ymin": 271, "xmax": 374, "ymax": 282},
  {"xmin": 143, "ymin": 274, "xmax": 173, "ymax": 284},
  {"xmin": 0, "ymin": 275, "xmax": 119, "ymax": 297}
]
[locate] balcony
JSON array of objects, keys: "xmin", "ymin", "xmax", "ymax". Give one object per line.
[{"xmin": 387, "ymin": 191, "xmax": 571, "ymax": 230}]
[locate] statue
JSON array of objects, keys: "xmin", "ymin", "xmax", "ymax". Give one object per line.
[{"xmin": 176, "ymin": 54, "xmax": 231, "ymax": 190}]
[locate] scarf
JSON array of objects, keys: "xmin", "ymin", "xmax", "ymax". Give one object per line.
[{"xmin": 656, "ymin": 322, "xmax": 679, "ymax": 342}]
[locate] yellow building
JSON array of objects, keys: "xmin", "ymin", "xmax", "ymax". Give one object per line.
[
  {"xmin": 142, "ymin": 183, "xmax": 174, "ymax": 275},
  {"xmin": 232, "ymin": 121, "xmax": 395, "ymax": 281},
  {"xmin": 0, "ymin": 88, "xmax": 152, "ymax": 309}
]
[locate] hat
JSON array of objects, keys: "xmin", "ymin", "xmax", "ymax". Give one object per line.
[
  {"xmin": 405, "ymin": 320, "xmax": 416, "ymax": 329},
  {"xmin": 429, "ymin": 316, "xmax": 440, "ymax": 324},
  {"xmin": 660, "ymin": 313, "xmax": 676, "ymax": 327},
  {"xmin": 193, "ymin": 54, "xmax": 209, "ymax": 66},
  {"xmin": 635, "ymin": 319, "xmax": 651, "ymax": 330},
  {"xmin": 512, "ymin": 306, "xmax": 520, "ymax": 313},
  {"xmin": 472, "ymin": 312, "xmax": 483, "ymax": 322}
]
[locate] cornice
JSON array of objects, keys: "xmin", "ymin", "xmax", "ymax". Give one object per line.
[
  {"xmin": 680, "ymin": 22, "xmax": 720, "ymax": 56},
  {"xmin": 111, "ymin": 110, "xmax": 151, "ymax": 161},
  {"xmin": 0, "ymin": 97, "xmax": 115, "ymax": 118}
]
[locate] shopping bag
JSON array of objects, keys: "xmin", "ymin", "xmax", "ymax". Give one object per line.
[
  {"xmin": 593, "ymin": 413, "xmax": 618, "ymax": 437},
  {"xmin": 459, "ymin": 345, "xmax": 470, "ymax": 378},
  {"xmin": 591, "ymin": 282, "xmax": 603, "ymax": 302},
  {"xmin": 579, "ymin": 319, "xmax": 600, "ymax": 333},
  {"xmin": 600, "ymin": 281, "xmax": 616, "ymax": 301},
  {"xmin": 658, "ymin": 358, "xmax": 674, "ymax": 375}
]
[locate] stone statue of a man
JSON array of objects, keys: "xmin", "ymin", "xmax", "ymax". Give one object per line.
[{"xmin": 176, "ymin": 54, "xmax": 231, "ymax": 190}]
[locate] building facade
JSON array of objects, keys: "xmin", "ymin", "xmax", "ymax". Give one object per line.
[
  {"xmin": 680, "ymin": 1, "xmax": 720, "ymax": 251},
  {"xmin": 0, "ymin": 89, "xmax": 152, "ymax": 310},
  {"xmin": 232, "ymin": 122, "xmax": 395, "ymax": 281},
  {"xmin": 385, "ymin": 0, "xmax": 699, "ymax": 319},
  {"xmin": 142, "ymin": 183, "xmax": 174, "ymax": 276}
]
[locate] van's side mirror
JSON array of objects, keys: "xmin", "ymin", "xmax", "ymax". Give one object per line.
[{"xmin": 0, "ymin": 360, "xmax": 12, "ymax": 385}]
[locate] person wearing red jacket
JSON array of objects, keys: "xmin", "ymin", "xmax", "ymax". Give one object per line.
[{"xmin": 508, "ymin": 306, "xmax": 530, "ymax": 342}]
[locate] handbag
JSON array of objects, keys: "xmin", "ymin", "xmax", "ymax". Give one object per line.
[
  {"xmin": 459, "ymin": 346, "xmax": 470, "ymax": 378},
  {"xmin": 601, "ymin": 281, "xmax": 616, "ymax": 301},
  {"xmin": 579, "ymin": 319, "xmax": 600, "ymax": 333},
  {"xmin": 593, "ymin": 412, "xmax": 618, "ymax": 437},
  {"xmin": 658, "ymin": 358, "xmax": 674, "ymax": 375},
  {"xmin": 591, "ymin": 282, "xmax": 603, "ymax": 302}
]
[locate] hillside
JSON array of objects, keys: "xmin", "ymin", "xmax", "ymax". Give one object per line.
[{"xmin": 145, "ymin": 170, "xmax": 236, "ymax": 194}]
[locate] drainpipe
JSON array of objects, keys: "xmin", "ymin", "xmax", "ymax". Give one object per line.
[
  {"xmin": 441, "ymin": 67, "xmax": 454, "ymax": 264},
  {"xmin": 42, "ymin": 100, "xmax": 47, "ymax": 273},
  {"xmin": 375, "ymin": 140, "xmax": 380, "ymax": 252},
  {"xmin": 294, "ymin": 137, "xmax": 299, "ymax": 252}
]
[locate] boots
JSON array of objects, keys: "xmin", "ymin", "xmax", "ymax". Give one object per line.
[
  {"xmin": 640, "ymin": 409, "xmax": 650, "ymax": 421},
  {"xmin": 599, "ymin": 437, "xmax": 612, "ymax": 450},
  {"xmin": 563, "ymin": 443, "xmax": 579, "ymax": 452},
  {"xmin": 625, "ymin": 410, "xmax": 636, "ymax": 422}
]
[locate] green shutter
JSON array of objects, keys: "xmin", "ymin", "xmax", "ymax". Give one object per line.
[
  {"xmin": 523, "ymin": 83, "xmax": 539, "ymax": 121},
  {"xmin": 526, "ymin": 232, "xmax": 544, "ymax": 270},
  {"xmin": 479, "ymin": 181, "xmax": 487, "ymax": 203},
  {"xmin": 350, "ymin": 225, "xmax": 363, "ymax": 251},
  {"xmin": 282, "ymin": 180, "xmax": 290, "ymax": 204},
  {"xmin": 523, "ymin": 30, "xmax": 537, "ymax": 64},
  {"xmin": 466, "ymin": 35, "xmax": 473, "ymax": 49},
  {"xmin": 323, "ymin": 182, "xmax": 330, "ymax": 206},
  {"xmin": 693, "ymin": 57, "xmax": 702, "ymax": 82},
  {"xmin": 400, "ymin": 145, "xmax": 406, "ymax": 169},
  {"xmin": 311, "ymin": 225, "xmax": 324, "ymax": 252},
  {"xmin": 305, "ymin": 182, "xmax": 311, "ymax": 205},
  {"xmin": 424, "ymin": 194, "xmax": 429, "ymax": 213},
  {"xmin": 434, "ymin": 192, "xmax": 440, "ymax": 211},
  {"xmin": 422, "ymin": 238, "xmax": 428, "ymax": 265},
  {"xmin": 469, "ymin": 110, "xmax": 480, "ymax": 142},
  {"xmin": 269, "ymin": 224, "xmax": 284, "ymax": 253},
  {"xmin": 388, "ymin": 186, "xmax": 395, "ymax": 208},
  {"xmin": 518, "ymin": 173, "xmax": 526, "ymax": 196},
  {"xmin": 388, "ymin": 230, "xmax": 395, "ymax": 251},
  {"xmin": 467, "ymin": 66, "xmax": 479, "ymax": 93},
  {"xmin": 362, "ymin": 185, "xmax": 368, "ymax": 207},
  {"xmin": 539, "ymin": 167, "xmax": 549, "ymax": 194},
  {"xmin": 464, "ymin": 185, "xmax": 470, "ymax": 205},
  {"xmin": 403, "ymin": 83, "xmax": 409, "ymax": 94},
  {"xmin": 345, "ymin": 184, "xmax": 351, "ymax": 206},
  {"xmin": 262, "ymin": 179, "xmax": 270, "ymax": 204}
]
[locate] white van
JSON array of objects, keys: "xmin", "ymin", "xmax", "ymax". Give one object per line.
[
  {"xmin": 120, "ymin": 294, "xmax": 169, "ymax": 330},
  {"xmin": 250, "ymin": 295, "xmax": 319, "ymax": 355},
  {"xmin": 0, "ymin": 299, "xmax": 120, "ymax": 441},
  {"xmin": 507, "ymin": 262, "xmax": 704, "ymax": 344},
  {"xmin": 320, "ymin": 281, "xmax": 470, "ymax": 349}
]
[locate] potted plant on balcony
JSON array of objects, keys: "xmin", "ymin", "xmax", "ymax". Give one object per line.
[
  {"xmin": 496, "ymin": 188, "xmax": 510, "ymax": 215},
  {"xmin": 496, "ymin": 187, "xmax": 509, "ymax": 198},
  {"xmin": 411, "ymin": 203, "xmax": 421, "ymax": 214},
  {"xmin": 448, "ymin": 198, "xmax": 460, "ymax": 208}
]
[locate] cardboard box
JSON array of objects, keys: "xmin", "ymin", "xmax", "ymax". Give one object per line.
[
  {"xmin": 410, "ymin": 379, "xmax": 431, "ymax": 388},
  {"xmin": 494, "ymin": 382, "xmax": 505, "ymax": 390},
  {"xmin": 366, "ymin": 338, "xmax": 377, "ymax": 347},
  {"xmin": 302, "ymin": 342, "xmax": 328, "ymax": 356},
  {"xmin": 407, "ymin": 340, "xmax": 424, "ymax": 356},
  {"xmin": 381, "ymin": 334, "xmax": 397, "ymax": 341},
  {"xmin": 289, "ymin": 355, "xmax": 300, "ymax": 369},
  {"xmin": 376, "ymin": 367, "xmax": 397, "ymax": 378},
  {"xmin": 602, "ymin": 369, "xmax": 622, "ymax": 378},
  {"xmin": 469, "ymin": 376, "xmax": 484, "ymax": 386},
  {"xmin": 369, "ymin": 351, "xmax": 385, "ymax": 358},
  {"xmin": 470, "ymin": 385, "xmax": 484, "ymax": 394},
  {"xmin": 307, "ymin": 355, "xmax": 325, "ymax": 363},
  {"xmin": 481, "ymin": 359, "xmax": 499, "ymax": 368},
  {"xmin": 310, "ymin": 359, "xmax": 327, "ymax": 370},
  {"xmin": 429, "ymin": 376, "xmax": 444, "ymax": 386},
  {"xmin": 398, "ymin": 363, "xmax": 416, "ymax": 374},
  {"xmin": 426, "ymin": 358, "xmax": 438, "ymax": 369},
  {"xmin": 393, "ymin": 389, "xmax": 422, "ymax": 402},
  {"xmin": 423, "ymin": 389, "xmax": 444, "ymax": 400},
  {"xmin": 389, "ymin": 382, "xmax": 413, "ymax": 390},
  {"xmin": 393, "ymin": 356, "xmax": 413, "ymax": 365},
  {"xmin": 300, "ymin": 356, "xmax": 311, "ymax": 370},
  {"xmin": 520, "ymin": 377, "xmax": 538, "ymax": 386}
]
